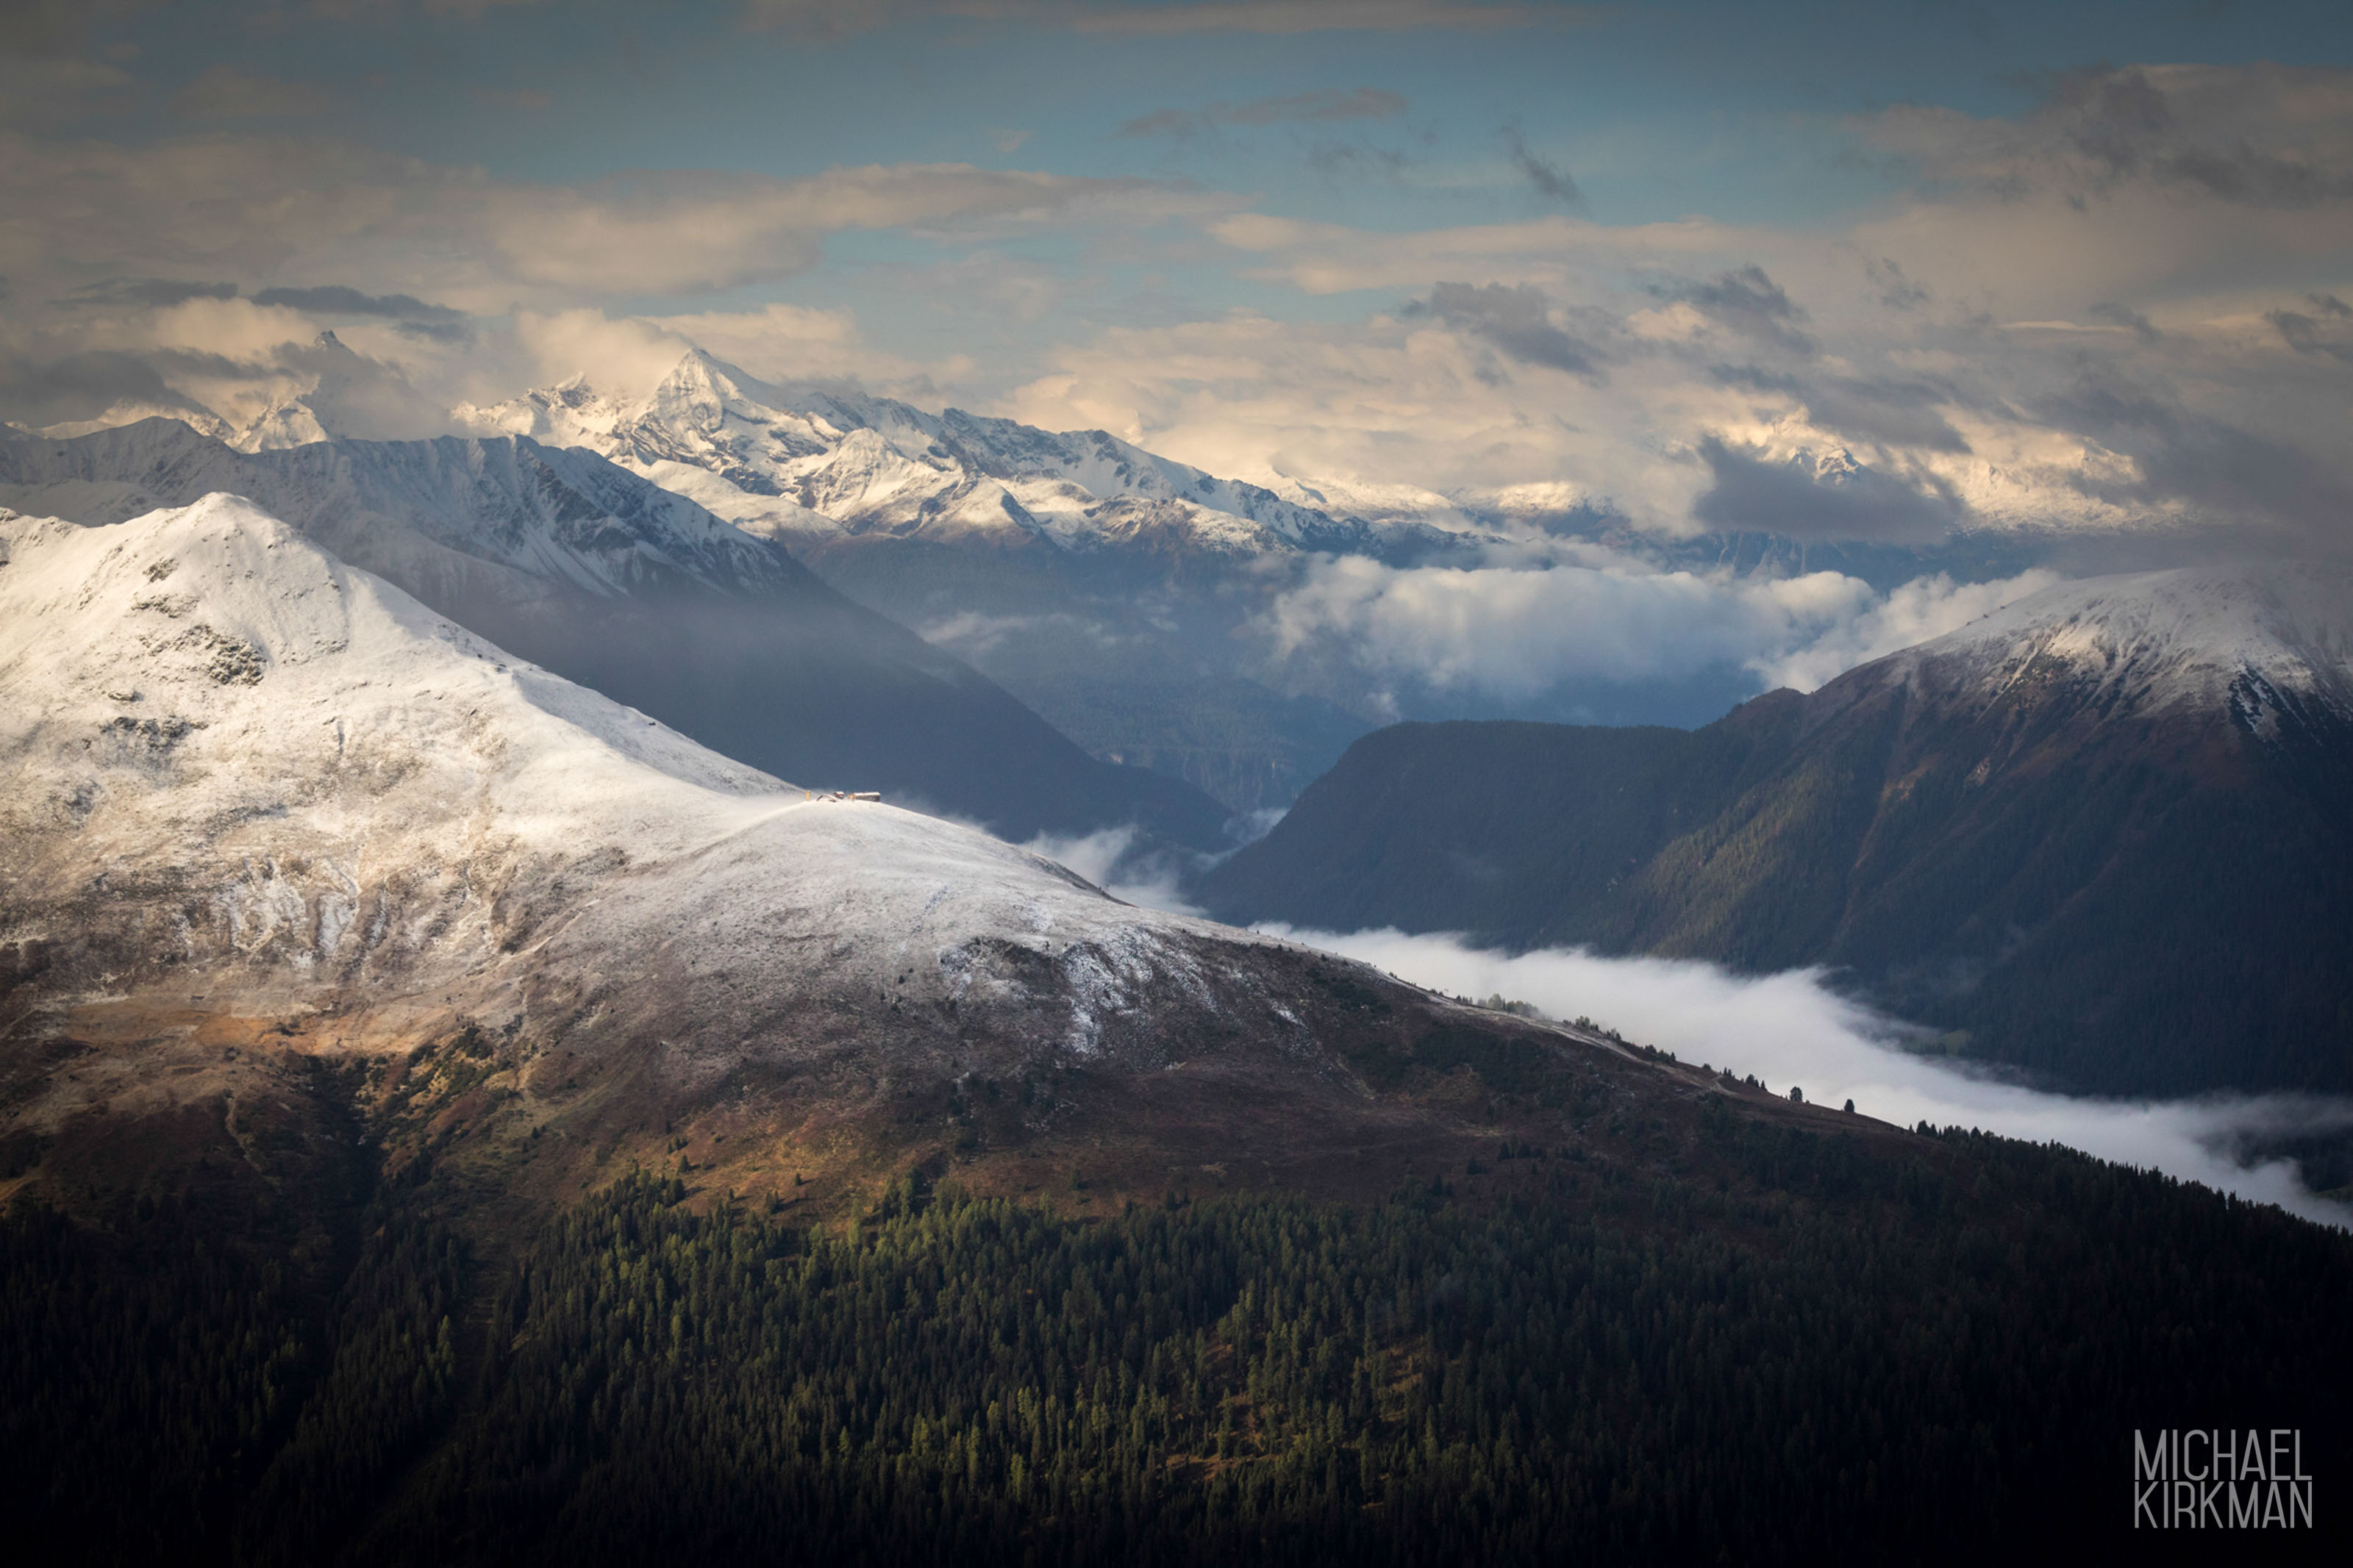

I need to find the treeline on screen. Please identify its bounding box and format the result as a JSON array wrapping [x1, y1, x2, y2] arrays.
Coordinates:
[[5, 1122, 2349, 1564]]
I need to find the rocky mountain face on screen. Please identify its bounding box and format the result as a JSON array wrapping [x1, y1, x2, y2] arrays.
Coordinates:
[[0, 418, 1234, 850], [454, 350, 1423, 561], [1199, 565, 2353, 1096]]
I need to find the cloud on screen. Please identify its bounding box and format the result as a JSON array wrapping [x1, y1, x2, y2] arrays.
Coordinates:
[[1674, 264, 1815, 356], [1265, 927, 2353, 1227], [2266, 295, 2353, 362], [1749, 568, 2064, 690], [647, 300, 953, 385], [1208, 210, 1741, 296], [1499, 120, 1582, 207], [2032, 367, 2353, 555], [61, 277, 240, 309], [2086, 300, 2160, 342], [1021, 824, 1205, 914], [248, 284, 467, 322], [1119, 86, 1407, 139], [1690, 434, 1966, 543], [1708, 365, 1969, 453], [0, 132, 1211, 307], [1865, 63, 2353, 212], [1249, 543, 2059, 709], [1865, 256, 1927, 311], [0, 347, 209, 429], [168, 65, 329, 121], [1403, 281, 1605, 379], [393, 318, 475, 345]]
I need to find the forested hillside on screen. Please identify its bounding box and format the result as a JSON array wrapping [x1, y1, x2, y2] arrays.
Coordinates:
[[8, 1111, 2349, 1566]]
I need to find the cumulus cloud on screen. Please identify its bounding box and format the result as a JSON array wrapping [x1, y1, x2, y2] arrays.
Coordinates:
[[1268, 927, 2353, 1227], [1748, 568, 2064, 690]]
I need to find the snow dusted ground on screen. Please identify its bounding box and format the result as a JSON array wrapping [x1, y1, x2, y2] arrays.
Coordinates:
[[0, 494, 1322, 1081], [1850, 562, 2353, 724]]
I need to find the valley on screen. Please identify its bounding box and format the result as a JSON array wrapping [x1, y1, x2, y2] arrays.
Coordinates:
[[2, 489, 2347, 1562]]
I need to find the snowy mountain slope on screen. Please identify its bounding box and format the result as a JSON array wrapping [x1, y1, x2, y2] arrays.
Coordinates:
[[0, 495, 1271, 1044], [0, 493, 1626, 1198], [454, 349, 1434, 561], [0, 415, 805, 601], [1853, 562, 2353, 729], [0, 420, 1236, 848]]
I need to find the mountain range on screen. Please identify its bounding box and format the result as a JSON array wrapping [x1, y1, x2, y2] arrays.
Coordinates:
[[0, 489, 1669, 1206], [454, 351, 1452, 812], [1199, 564, 2353, 1097], [4, 449, 2347, 1567], [0, 416, 1230, 851], [19, 343, 2057, 817]]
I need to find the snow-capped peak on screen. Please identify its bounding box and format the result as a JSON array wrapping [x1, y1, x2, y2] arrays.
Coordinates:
[[456, 347, 1428, 561], [0, 491, 1302, 1067], [1882, 561, 2353, 723]]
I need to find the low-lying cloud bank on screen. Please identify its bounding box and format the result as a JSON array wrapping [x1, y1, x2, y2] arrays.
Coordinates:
[[1254, 543, 2062, 709], [1021, 824, 1208, 916], [1267, 926, 2353, 1227]]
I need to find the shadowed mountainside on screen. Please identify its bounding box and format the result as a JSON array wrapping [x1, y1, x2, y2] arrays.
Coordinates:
[[1200, 566, 2353, 1096]]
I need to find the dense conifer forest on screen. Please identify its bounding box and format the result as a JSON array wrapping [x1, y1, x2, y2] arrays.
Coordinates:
[[7, 1111, 2347, 1565]]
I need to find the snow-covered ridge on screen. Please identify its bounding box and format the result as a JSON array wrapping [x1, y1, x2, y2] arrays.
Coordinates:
[[454, 349, 1437, 560], [1877, 562, 2353, 721], [0, 415, 822, 607], [0, 493, 1290, 1060]]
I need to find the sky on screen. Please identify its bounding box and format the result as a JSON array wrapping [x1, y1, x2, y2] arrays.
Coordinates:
[[5, 1, 2352, 589]]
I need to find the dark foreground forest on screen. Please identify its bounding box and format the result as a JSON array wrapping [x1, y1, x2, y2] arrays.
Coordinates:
[[7, 1111, 2349, 1567]]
